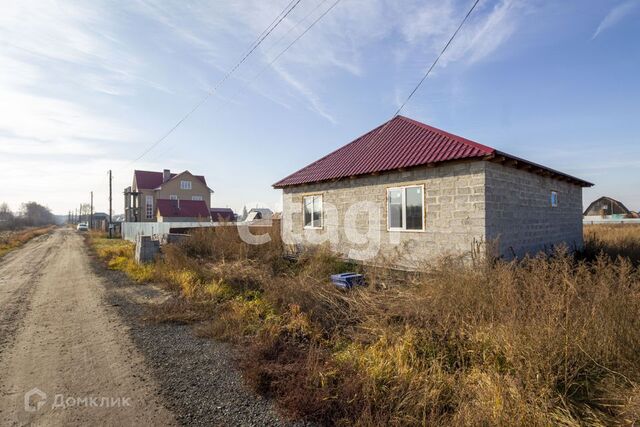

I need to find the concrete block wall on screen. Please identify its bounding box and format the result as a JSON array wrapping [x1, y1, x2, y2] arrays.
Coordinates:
[[282, 160, 487, 268], [484, 161, 584, 258]]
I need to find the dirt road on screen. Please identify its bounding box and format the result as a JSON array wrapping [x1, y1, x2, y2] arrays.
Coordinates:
[[0, 229, 176, 426]]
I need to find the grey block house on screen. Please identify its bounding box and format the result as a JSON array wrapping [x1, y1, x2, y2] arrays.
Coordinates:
[[273, 116, 592, 267]]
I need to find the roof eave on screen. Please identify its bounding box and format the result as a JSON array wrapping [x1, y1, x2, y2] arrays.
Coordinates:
[[274, 154, 594, 189], [489, 151, 594, 187]]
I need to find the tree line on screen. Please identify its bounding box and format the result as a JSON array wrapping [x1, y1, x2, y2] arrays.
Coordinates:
[[0, 201, 55, 230]]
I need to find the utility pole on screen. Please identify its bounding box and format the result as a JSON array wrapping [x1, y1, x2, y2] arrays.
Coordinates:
[[90, 191, 94, 231], [79, 204, 82, 224], [108, 170, 113, 238]]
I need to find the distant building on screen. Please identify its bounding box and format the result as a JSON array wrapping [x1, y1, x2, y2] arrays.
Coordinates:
[[210, 208, 235, 222], [584, 196, 632, 219], [124, 169, 213, 223], [156, 199, 212, 222], [245, 208, 273, 222]]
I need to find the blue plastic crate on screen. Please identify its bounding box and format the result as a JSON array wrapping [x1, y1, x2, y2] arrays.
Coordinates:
[[330, 272, 365, 289]]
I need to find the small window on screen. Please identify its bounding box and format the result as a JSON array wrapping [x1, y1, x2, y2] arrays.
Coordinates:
[[145, 195, 154, 219], [180, 180, 192, 190], [192, 195, 203, 201], [169, 195, 178, 200], [550, 191, 558, 208], [387, 185, 424, 231], [303, 195, 323, 229]]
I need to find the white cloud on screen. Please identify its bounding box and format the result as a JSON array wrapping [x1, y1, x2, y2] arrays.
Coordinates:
[[0, 0, 530, 213], [592, 0, 639, 39], [133, 0, 526, 124]]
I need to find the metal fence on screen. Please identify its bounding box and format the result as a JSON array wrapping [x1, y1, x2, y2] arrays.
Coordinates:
[[583, 218, 640, 225], [122, 221, 218, 241]]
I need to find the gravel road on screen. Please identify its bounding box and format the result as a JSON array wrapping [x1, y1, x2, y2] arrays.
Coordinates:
[[0, 228, 296, 426]]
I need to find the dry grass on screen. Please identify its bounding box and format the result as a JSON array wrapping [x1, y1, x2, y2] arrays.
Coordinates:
[[583, 224, 640, 264], [90, 225, 640, 426], [89, 232, 155, 282], [0, 226, 55, 258]]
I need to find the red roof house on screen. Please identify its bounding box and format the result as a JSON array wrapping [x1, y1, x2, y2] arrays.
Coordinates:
[[124, 168, 214, 223], [156, 199, 211, 222], [274, 115, 593, 267]]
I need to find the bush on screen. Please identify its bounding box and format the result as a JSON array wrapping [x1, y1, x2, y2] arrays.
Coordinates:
[[89, 225, 640, 426]]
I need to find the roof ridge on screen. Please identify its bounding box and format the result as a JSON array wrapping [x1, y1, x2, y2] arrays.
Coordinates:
[[395, 115, 495, 155], [273, 115, 593, 188]]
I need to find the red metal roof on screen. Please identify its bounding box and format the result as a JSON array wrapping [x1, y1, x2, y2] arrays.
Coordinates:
[[273, 115, 592, 188], [156, 199, 211, 219], [210, 208, 235, 221], [134, 170, 207, 190]]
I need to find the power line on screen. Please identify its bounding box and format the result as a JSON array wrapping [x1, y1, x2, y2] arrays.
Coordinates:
[[199, 0, 341, 119], [260, 0, 332, 66], [393, 0, 481, 117], [241, 0, 299, 58], [137, 0, 342, 165], [248, 0, 341, 84], [129, 0, 304, 165], [337, 0, 481, 177]]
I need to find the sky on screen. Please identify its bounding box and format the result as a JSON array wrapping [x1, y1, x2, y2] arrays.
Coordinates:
[[0, 0, 639, 216]]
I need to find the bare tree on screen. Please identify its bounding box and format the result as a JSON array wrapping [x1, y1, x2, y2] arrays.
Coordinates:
[[0, 202, 14, 230], [19, 202, 54, 227]]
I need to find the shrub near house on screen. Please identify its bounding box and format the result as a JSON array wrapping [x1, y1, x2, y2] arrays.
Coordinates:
[[90, 224, 640, 426]]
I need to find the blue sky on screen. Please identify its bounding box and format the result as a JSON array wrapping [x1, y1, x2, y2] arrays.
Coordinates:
[[0, 0, 638, 215]]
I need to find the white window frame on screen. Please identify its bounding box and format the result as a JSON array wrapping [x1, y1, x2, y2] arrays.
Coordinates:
[[550, 190, 559, 208], [169, 195, 178, 200], [387, 185, 425, 232], [145, 195, 154, 219], [180, 180, 192, 190], [303, 194, 323, 229], [191, 195, 203, 201]]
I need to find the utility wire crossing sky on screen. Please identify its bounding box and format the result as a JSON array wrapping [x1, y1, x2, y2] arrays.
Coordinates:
[[0, 0, 638, 215]]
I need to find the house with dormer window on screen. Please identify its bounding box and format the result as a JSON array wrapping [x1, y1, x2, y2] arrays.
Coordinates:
[[124, 169, 214, 222]]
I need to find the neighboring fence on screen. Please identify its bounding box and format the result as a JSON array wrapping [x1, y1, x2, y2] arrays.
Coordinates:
[[122, 220, 280, 242], [122, 221, 217, 241], [583, 218, 640, 225]]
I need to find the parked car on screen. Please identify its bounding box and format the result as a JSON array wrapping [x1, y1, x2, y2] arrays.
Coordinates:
[[76, 222, 88, 232]]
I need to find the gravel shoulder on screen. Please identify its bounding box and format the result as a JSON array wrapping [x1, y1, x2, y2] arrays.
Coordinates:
[[86, 238, 300, 426], [0, 228, 176, 426]]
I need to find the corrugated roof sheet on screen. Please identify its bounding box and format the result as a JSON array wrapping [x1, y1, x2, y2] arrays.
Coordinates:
[[273, 115, 592, 187], [134, 170, 207, 190], [273, 116, 493, 187], [210, 208, 235, 221], [157, 199, 210, 218]]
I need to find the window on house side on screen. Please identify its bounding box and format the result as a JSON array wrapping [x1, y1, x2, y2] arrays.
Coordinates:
[[145, 195, 154, 219], [303, 195, 323, 229], [169, 195, 177, 200], [387, 185, 424, 231], [180, 180, 192, 190], [192, 195, 203, 201], [550, 191, 558, 208]]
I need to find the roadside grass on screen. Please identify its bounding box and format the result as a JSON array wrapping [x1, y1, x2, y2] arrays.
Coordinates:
[[0, 226, 56, 258], [89, 232, 155, 282], [89, 225, 640, 426]]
